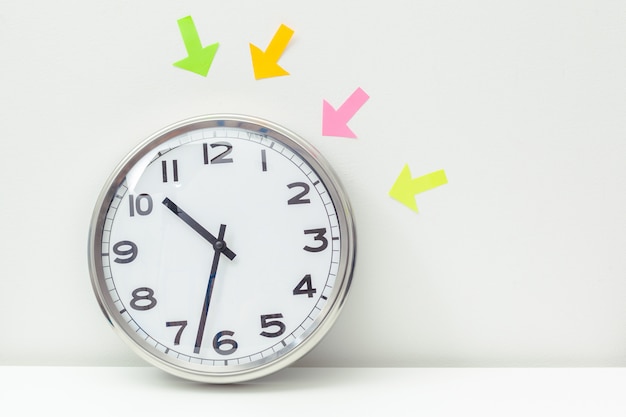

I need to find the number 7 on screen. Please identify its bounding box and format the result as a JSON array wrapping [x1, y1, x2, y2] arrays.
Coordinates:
[[165, 321, 188, 345]]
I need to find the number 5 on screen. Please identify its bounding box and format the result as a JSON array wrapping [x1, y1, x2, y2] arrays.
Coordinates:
[[260, 314, 286, 338]]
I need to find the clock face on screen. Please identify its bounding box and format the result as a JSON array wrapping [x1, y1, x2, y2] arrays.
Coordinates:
[[88, 115, 355, 383]]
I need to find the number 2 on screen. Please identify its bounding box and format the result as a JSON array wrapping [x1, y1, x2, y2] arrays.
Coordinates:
[[287, 182, 310, 205]]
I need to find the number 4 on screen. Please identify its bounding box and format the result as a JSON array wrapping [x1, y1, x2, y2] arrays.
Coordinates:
[[293, 274, 317, 298]]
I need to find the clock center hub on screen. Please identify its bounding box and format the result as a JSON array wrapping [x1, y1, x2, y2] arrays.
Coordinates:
[[213, 240, 226, 252]]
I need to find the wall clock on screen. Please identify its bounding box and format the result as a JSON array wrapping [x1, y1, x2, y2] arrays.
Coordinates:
[[88, 114, 356, 383]]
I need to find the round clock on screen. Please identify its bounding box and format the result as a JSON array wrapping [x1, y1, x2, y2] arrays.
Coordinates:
[[88, 114, 356, 383]]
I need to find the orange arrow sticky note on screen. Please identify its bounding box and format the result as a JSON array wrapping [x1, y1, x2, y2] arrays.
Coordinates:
[[249, 24, 294, 80]]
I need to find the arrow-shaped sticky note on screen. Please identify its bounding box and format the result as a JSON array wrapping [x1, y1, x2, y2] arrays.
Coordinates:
[[322, 87, 369, 138], [173, 16, 219, 77], [250, 24, 294, 80], [389, 165, 448, 213]]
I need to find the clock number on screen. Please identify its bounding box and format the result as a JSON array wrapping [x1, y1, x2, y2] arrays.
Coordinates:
[[213, 331, 238, 355], [260, 314, 286, 338], [204, 142, 233, 165], [166, 321, 188, 345], [261, 149, 268, 172], [287, 182, 311, 205], [129, 194, 153, 217], [293, 274, 317, 298], [113, 240, 138, 263], [303, 228, 328, 252], [162, 160, 179, 183], [130, 287, 157, 311]]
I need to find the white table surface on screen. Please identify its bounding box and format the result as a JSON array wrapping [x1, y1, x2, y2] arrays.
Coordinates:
[[2, 367, 625, 416]]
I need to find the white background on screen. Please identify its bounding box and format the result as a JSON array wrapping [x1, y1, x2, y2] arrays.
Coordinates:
[[1, 0, 625, 367]]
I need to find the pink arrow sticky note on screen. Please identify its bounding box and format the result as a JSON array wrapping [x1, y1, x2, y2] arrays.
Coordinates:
[[322, 87, 369, 138]]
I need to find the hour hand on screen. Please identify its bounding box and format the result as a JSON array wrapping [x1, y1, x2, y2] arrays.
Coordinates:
[[162, 197, 236, 260]]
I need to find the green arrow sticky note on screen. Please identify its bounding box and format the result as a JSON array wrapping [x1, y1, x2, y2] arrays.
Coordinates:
[[173, 16, 219, 77]]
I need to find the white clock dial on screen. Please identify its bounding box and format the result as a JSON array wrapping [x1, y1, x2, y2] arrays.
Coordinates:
[[89, 115, 355, 383]]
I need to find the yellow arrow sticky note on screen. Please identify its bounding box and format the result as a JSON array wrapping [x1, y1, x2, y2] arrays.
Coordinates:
[[389, 165, 448, 213]]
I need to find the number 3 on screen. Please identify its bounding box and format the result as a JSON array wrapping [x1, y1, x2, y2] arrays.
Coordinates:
[[303, 228, 328, 252]]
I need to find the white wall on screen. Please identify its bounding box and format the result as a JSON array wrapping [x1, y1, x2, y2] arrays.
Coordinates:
[[1, 0, 625, 366]]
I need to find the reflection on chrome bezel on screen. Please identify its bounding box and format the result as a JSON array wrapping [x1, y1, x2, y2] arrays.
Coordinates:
[[88, 114, 356, 383]]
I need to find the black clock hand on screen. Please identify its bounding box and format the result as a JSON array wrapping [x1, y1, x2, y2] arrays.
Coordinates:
[[194, 223, 228, 354], [162, 197, 236, 260]]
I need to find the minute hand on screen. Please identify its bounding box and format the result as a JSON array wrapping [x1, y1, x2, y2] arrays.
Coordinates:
[[162, 197, 236, 260]]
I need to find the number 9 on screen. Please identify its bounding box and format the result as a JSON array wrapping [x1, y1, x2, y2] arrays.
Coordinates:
[[113, 240, 138, 263]]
